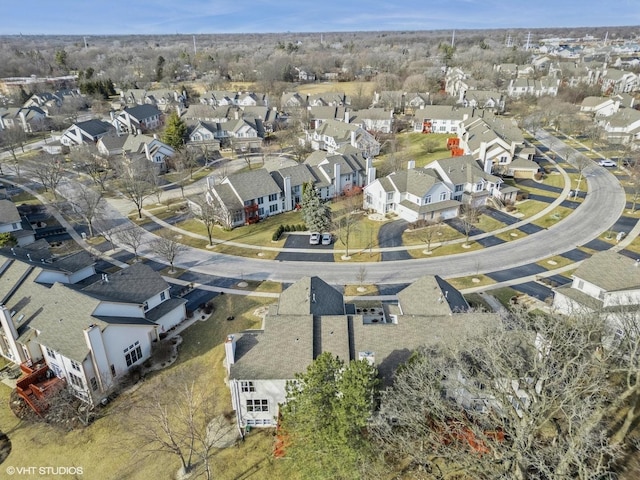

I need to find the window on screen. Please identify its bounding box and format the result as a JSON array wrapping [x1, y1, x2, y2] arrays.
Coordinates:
[[499, 156, 509, 164], [439, 192, 447, 201], [424, 195, 431, 204], [160, 291, 166, 301], [246, 418, 273, 426], [269, 193, 278, 202], [269, 204, 278, 213], [124, 341, 143, 367], [90, 377, 98, 391], [246, 399, 269, 412], [577, 280, 584, 290], [241, 381, 255, 392], [110, 365, 116, 376], [69, 372, 83, 389], [70, 359, 81, 372], [455, 184, 464, 192], [45, 346, 56, 358], [257, 197, 264, 205], [143, 301, 149, 312], [258, 207, 264, 216], [387, 192, 393, 201], [475, 182, 483, 192]]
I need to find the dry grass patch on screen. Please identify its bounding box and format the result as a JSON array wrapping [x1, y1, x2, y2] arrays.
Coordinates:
[[535, 255, 575, 270], [494, 230, 528, 242], [447, 275, 497, 290], [531, 206, 574, 228], [344, 284, 380, 296]]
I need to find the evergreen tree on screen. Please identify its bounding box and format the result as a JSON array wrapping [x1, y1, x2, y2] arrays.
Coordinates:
[[280, 352, 379, 479], [301, 182, 331, 232], [162, 110, 188, 150]]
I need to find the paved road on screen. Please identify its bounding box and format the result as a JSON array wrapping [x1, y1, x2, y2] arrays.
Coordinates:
[[3, 130, 630, 286]]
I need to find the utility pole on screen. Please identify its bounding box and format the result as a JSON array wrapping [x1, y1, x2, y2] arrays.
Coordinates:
[[193, 35, 197, 55], [451, 30, 455, 47], [525, 32, 531, 50]]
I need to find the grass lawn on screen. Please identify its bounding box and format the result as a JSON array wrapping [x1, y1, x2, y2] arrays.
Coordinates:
[[543, 171, 569, 190], [535, 255, 576, 270], [0, 293, 285, 480], [447, 274, 497, 290], [476, 214, 506, 233], [494, 230, 528, 242], [344, 284, 380, 296], [6, 191, 38, 204], [511, 199, 550, 219], [487, 287, 520, 308], [393, 133, 451, 168], [402, 224, 462, 246], [409, 240, 484, 258], [295, 81, 376, 97], [531, 206, 574, 228], [622, 236, 640, 255], [464, 293, 494, 312]]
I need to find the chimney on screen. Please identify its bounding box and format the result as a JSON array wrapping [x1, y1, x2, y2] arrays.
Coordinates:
[[176, 105, 182, 117], [333, 162, 341, 196], [144, 142, 151, 161], [84, 324, 112, 391], [350, 130, 357, 147], [344, 109, 350, 123], [407, 160, 415, 170], [19, 110, 28, 131], [283, 176, 293, 211], [234, 109, 239, 120], [225, 335, 237, 371]]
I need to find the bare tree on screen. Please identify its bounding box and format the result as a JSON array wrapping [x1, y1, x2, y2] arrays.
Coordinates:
[[29, 154, 65, 198], [115, 225, 145, 261], [356, 265, 367, 288], [70, 145, 111, 191], [127, 369, 234, 479], [627, 162, 640, 212], [371, 310, 627, 479], [151, 231, 186, 273], [0, 125, 28, 172], [116, 157, 155, 219], [65, 183, 105, 237], [189, 195, 228, 245], [460, 205, 480, 246], [417, 220, 443, 254]]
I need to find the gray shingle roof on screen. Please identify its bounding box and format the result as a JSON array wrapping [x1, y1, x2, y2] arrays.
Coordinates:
[[431, 155, 500, 185], [270, 164, 316, 190], [80, 262, 168, 304], [574, 251, 640, 292], [224, 169, 282, 202], [75, 119, 112, 137], [277, 276, 345, 316], [388, 168, 440, 197], [124, 104, 162, 121], [0, 199, 20, 224]]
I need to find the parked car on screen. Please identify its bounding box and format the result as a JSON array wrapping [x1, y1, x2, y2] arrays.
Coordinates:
[[321, 233, 332, 245], [309, 232, 320, 245], [598, 159, 617, 167]]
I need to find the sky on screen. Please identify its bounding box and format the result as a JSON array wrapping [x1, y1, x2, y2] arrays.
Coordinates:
[[2, 0, 639, 35]]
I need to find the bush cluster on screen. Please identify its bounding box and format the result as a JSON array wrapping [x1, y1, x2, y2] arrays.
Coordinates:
[[272, 224, 307, 241]]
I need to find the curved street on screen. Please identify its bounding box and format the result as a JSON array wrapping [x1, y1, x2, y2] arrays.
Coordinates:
[[1, 129, 632, 287]]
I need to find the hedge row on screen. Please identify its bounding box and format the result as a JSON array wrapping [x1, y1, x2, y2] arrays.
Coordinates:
[[272, 224, 307, 241]]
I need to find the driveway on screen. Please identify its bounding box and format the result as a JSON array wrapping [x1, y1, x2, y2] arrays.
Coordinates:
[[378, 220, 411, 261]]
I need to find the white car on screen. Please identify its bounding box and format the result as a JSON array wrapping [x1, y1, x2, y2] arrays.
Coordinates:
[[309, 232, 320, 245], [598, 159, 617, 167], [321, 233, 332, 245]]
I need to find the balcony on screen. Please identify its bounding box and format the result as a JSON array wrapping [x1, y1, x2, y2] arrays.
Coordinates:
[[15, 361, 65, 417]]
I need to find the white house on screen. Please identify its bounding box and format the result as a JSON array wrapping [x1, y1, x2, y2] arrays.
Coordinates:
[[304, 119, 380, 158], [553, 252, 640, 338], [0, 199, 35, 246], [60, 119, 114, 147], [363, 165, 460, 222], [599, 107, 640, 144], [97, 134, 175, 171], [411, 105, 476, 134], [112, 105, 163, 134], [580, 97, 620, 117], [224, 275, 499, 430], [0, 254, 186, 410]]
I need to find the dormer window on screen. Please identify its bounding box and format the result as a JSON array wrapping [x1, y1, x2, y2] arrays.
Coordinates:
[[143, 301, 149, 312]]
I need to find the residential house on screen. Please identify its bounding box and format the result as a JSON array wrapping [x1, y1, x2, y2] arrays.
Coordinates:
[[270, 164, 317, 211], [506, 77, 560, 97], [461, 90, 505, 113], [307, 92, 349, 107], [97, 134, 174, 171], [371, 91, 405, 112], [307, 106, 347, 130], [600, 68, 638, 95], [350, 107, 394, 134], [112, 105, 163, 135], [0, 254, 186, 410], [187, 121, 225, 147], [580, 97, 620, 117], [363, 164, 460, 222], [303, 148, 369, 199], [304, 118, 380, 158], [242, 106, 281, 134], [428, 155, 519, 207], [237, 92, 268, 107], [445, 67, 480, 103], [0, 199, 35, 246], [599, 107, 640, 144], [295, 67, 316, 82], [199, 90, 238, 107], [224, 275, 499, 429], [280, 92, 307, 110], [403, 93, 431, 113], [552, 252, 640, 337], [458, 115, 539, 178], [206, 169, 283, 227], [120, 88, 188, 112], [60, 119, 114, 147], [0, 106, 47, 132], [411, 105, 476, 134]]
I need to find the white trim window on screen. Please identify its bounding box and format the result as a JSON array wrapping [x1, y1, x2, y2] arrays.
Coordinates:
[[124, 341, 143, 367], [246, 399, 269, 412], [241, 381, 255, 392]]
